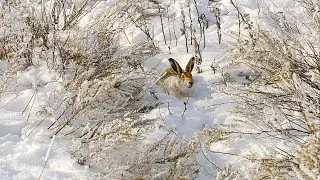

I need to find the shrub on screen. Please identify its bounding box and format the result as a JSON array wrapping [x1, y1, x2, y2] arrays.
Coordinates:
[[214, 0, 320, 178]]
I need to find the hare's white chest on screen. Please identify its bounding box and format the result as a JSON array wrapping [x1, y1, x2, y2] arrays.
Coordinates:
[[162, 75, 180, 89]]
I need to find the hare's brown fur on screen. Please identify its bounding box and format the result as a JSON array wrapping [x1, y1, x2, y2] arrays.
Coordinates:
[[156, 57, 195, 97]]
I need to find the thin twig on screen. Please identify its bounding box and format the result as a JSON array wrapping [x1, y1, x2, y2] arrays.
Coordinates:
[[22, 86, 38, 115], [27, 113, 51, 137], [64, 126, 82, 136], [38, 135, 56, 180], [22, 86, 39, 122], [182, 97, 189, 117], [167, 102, 172, 115], [200, 142, 221, 170], [48, 106, 69, 130], [208, 149, 252, 161]]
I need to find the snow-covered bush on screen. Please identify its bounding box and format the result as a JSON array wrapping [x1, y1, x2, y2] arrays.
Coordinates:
[[0, 0, 34, 70], [215, 0, 320, 178], [63, 42, 161, 169], [0, 0, 46, 96]]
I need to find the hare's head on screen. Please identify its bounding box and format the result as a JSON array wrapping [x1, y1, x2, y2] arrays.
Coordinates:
[[168, 57, 195, 88]]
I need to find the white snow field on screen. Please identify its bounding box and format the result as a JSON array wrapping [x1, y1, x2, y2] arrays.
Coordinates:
[[1, 0, 318, 179], [0, 65, 96, 179]]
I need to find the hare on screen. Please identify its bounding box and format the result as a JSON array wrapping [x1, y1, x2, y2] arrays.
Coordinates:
[[156, 57, 195, 97]]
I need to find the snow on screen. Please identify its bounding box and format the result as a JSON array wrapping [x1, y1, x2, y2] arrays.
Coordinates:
[[0, 65, 96, 179], [1, 0, 317, 179], [0, 110, 95, 179]]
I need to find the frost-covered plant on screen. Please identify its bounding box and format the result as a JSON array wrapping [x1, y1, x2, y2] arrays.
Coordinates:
[[213, 0, 320, 178], [0, 0, 44, 95], [106, 131, 200, 179], [55, 35, 160, 165], [0, 0, 34, 70]]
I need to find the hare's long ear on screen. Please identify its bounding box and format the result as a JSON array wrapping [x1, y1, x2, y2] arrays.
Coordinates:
[[185, 57, 195, 72], [169, 58, 183, 74]]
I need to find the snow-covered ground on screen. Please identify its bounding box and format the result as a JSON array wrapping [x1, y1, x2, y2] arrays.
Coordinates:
[[1, 0, 317, 179], [0, 109, 92, 179], [0, 65, 97, 179]]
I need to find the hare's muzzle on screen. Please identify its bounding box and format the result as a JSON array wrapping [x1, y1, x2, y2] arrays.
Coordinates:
[[181, 72, 193, 88]]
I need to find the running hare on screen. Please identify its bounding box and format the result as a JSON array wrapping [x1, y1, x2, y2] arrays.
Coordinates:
[[156, 57, 195, 97]]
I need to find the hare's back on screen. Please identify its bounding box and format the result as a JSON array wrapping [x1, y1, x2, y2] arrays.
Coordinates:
[[162, 75, 181, 89]]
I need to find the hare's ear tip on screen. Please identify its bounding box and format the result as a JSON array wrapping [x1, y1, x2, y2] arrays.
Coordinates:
[[168, 58, 175, 61]]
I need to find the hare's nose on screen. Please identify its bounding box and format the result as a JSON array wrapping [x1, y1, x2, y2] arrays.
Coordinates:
[[189, 82, 193, 85]]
